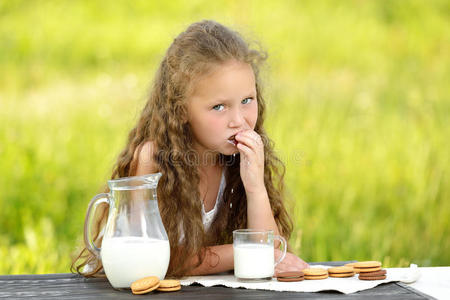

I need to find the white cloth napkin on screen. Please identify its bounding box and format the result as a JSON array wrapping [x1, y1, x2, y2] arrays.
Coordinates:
[[404, 266, 450, 300], [180, 265, 420, 294]]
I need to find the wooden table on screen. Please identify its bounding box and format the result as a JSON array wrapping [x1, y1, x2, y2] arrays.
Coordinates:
[[0, 262, 433, 299]]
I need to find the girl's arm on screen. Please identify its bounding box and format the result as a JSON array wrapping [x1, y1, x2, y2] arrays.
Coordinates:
[[246, 188, 280, 235], [186, 244, 234, 275], [234, 131, 280, 235], [186, 188, 282, 276], [132, 141, 159, 175]]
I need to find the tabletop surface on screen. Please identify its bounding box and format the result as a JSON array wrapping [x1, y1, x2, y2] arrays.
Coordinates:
[[0, 262, 434, 300]]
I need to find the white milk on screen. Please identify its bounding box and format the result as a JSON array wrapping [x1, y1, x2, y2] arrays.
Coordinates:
[[233, 243, 274, 279], [101, 236, 170, 288]]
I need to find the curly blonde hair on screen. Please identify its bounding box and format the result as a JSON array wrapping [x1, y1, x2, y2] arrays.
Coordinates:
[[71, 20, 293, 278]]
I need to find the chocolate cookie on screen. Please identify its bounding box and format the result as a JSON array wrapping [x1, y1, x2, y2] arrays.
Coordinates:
[[276, 271, 304, 282], [359, 269, 387, 277], [359, 269, 387, 281], [359, 274, 387, 281]]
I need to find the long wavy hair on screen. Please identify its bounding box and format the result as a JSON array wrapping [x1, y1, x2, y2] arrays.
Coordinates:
[[71, 20, 293, 278]]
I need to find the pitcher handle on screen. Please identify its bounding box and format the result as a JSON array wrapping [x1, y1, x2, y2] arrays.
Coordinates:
[[84, 193, 110, 258], [274, 235, 287, 266]]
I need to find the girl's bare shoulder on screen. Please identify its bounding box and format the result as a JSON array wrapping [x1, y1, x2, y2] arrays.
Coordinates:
[[132, 140, 159, 175]]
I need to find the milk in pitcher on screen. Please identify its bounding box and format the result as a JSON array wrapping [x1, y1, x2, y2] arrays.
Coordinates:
[[233, 243, 274, 279], [101, 236, 170, 288]]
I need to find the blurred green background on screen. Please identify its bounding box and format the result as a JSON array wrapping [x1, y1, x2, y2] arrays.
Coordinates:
[[1, 0, 449, 274]]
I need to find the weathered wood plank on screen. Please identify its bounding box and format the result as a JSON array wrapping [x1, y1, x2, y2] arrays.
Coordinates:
[[0, 262, 433, 299], [0, 281, 430, 300]]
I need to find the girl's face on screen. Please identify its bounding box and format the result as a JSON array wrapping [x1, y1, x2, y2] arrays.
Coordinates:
[[187, 60, 258, 158]]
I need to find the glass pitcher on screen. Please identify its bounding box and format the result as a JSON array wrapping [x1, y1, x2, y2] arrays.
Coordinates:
[[84, 173, 170, 289]]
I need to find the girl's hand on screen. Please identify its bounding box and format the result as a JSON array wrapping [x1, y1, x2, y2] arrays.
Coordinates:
[[235, 130, 265, 195], [274, 249, 310, 276]]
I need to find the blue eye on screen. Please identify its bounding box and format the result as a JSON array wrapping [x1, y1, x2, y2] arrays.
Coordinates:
[[213, 104, 224, 111], [242, 97, 253, 104]]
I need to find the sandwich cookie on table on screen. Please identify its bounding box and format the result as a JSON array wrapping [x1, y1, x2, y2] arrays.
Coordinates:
[[131, 277, 182, 295], [354, 261, 382, 273], [358, 269, 387, 281], [303, 268, 328, 280], [131, 276, 160, 295], [157, 279, 182, 292], [276, 271, 304, 282], [344, 262, 359, 273], [327, 266, 355, 278], [353, 261, 387, 281]]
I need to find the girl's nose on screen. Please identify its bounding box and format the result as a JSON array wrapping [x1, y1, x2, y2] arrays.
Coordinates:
[[228, 108, 245, 128]]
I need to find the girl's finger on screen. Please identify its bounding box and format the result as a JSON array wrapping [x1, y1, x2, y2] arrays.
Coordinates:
[[235, 133, 261, 152], [236, 142, 253, 162], [236, 136, 264, 164]]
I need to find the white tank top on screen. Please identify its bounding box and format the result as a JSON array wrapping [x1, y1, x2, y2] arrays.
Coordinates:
[[178, 168, 226, 243], [201, 168, 226, 230]]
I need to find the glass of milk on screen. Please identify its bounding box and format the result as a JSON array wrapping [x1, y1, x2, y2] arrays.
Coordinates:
[[84, 173, 170, 289], [233, 229, 287, 281]]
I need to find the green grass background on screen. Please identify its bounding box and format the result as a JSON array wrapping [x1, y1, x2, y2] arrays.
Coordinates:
[[0, 0, 449, 274]]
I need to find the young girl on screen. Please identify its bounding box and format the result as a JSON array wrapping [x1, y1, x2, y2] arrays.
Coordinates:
[[72, 20, 308, 277]]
